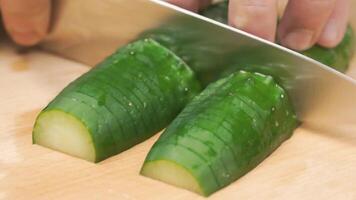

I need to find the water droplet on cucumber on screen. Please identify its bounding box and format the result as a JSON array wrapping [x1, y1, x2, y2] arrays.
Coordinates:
[[222, 173, 231, 178], [129, 51, 135, 55], [128, 102, 133, 107]]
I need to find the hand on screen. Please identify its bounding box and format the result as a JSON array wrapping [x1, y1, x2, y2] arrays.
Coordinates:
[[0, 0, 51, 46], [167, 0, 212, 12], [168, 0, 350, 51]]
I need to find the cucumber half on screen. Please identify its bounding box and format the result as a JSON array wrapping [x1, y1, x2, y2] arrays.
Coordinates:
[[141, 71, 299, 196], [33, 39, 201, 163], [142, 160, 202, 194], [33, 110, 95, 162]]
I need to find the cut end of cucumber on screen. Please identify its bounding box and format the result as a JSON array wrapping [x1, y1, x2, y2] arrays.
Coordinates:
[[141, 160, 204, 196], [33, 110, 96, 162]]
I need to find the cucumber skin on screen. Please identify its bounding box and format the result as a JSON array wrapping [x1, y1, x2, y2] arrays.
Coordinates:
[[200, 1, 355, 73], [33, 39, 201, 162], [142, 71, 299, 196], [302, 27, 355, 72], [199, 0, 229, 24]]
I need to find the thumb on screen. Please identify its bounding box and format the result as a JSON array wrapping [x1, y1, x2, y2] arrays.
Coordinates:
[[0, 0, 51, 46]]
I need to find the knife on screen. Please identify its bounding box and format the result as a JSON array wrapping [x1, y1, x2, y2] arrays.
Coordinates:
[[41, 0, 356, 132]]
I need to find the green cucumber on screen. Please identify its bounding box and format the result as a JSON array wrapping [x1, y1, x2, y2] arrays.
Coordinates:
[[199, 0, 229, 24], [200, 1, 355, 72], [137, 17, 231, 86], [33, 39, 201, 163], [301, 27, 355, 72], [141, 71, 298, 196]]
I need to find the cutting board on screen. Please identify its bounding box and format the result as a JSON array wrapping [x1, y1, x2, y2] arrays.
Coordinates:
[[1, 10, 356, 200]]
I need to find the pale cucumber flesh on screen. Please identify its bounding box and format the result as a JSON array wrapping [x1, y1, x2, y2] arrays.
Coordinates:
[[141, 160, 203, 195], [33, 110, 96, 162]]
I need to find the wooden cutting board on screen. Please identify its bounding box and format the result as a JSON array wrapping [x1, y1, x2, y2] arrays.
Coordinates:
[[1, 15, 356, 200]]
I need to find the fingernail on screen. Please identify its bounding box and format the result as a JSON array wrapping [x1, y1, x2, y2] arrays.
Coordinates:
[[319, 20, 341, 47], [322, 20, 339, 41], [230, 15, 248, 29], [282, 29, 314, 51], [9, 26, 41, 46]]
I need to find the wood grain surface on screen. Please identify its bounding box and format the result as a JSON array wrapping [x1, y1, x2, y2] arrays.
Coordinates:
[[1, 6, 356, 200]]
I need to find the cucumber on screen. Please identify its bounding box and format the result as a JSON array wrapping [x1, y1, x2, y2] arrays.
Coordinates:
[[301, 27, 355, 72], [138, 16, 232, 86], [141, 71, 299, 196], [33, 39, 201, 163], [200, 1, 355, 72], [199, 0, 229, 24]]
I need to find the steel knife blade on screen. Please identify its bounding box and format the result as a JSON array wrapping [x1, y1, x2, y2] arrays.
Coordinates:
[[41, 0, 356, 131]]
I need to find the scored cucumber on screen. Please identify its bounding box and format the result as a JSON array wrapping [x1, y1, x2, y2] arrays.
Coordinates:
[[301, 27, 355, 72], [141, 71, 299, 196], [200, 1, 355, 72], [33, 39, 201, 163], [138, 14, 231, 86], [199, 0, 229, 24]]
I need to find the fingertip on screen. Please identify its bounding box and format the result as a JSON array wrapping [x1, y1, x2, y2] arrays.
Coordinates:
[[5, 19, 47, 46], [0, 0, 50, 46], [167, 0, 200, 12], [228, 14, 248, 30], [278, 29, 315, 51], [277, 0, 337, 50], [317, 0, 349, 48], [228, 0, 277, 42], [317, 24, 344, 48], [9, 29, 45, 46], [3, 17, 48, 46]]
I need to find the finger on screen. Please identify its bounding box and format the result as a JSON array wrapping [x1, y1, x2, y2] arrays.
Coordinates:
[[228, 0, 278, 42], [277, 0, 288, 19], [167, 0, 211, 12], [318, 0, 350, 48], [278, 0, 336, 50], [0, 0, 51, 46]]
